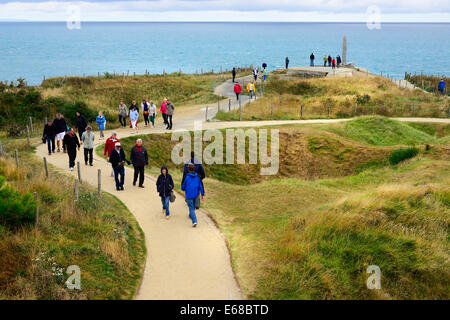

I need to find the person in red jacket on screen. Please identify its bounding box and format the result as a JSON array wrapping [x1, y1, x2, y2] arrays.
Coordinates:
[[104, 132, 120, 177], [234, 83, 242, 101], [331, 58, 336, 70], [160, 98, 168, 127]]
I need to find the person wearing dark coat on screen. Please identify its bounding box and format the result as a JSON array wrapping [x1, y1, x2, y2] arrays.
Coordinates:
[[285, 57, 290, 69], [75, 112, 88, 140], [327, 55, 332, 67], [181, 152, 206, 188], [62, 128, 80, 170], [310, 53, 315, 66], [156, 166, 174, 219], [109, 142, 131, 191], [42, 119, 56, 155], [130, 138, 149, 188], [232, 67, 236, 83]]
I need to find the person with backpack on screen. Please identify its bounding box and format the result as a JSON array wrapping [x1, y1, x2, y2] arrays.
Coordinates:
[[81, 125, 95, 166], [130, 138, 148, 188], [310, 53, 315, 66], [118, 100, 128, 128], [75, 111, 88, 140], [53, 113, 68, 153], [129, 106, 139, 134], [142, 98, 150, 126], [232, 67, 236, 83], [96, 111, 106, 139], [42, 119, 56, 156], [156, 165, 174, 220], [247, 81, 256, 100], [182, 163, 205, 228], [165, 99, 175, 130], [234, 82, 242, 101], [182, 152, 206, 212], [149, 100, 157, 128], [62, 127, 80, 171], [109, 142, 131, 191]]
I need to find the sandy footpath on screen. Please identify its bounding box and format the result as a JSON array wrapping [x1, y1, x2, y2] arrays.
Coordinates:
[[34, 74, 450, 300]]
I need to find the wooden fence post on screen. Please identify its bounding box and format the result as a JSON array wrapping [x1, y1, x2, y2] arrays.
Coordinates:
[[300, 104, 303, 120], [43, 157, 49, 178], [0, 143, 2, 157], [26, 126, 31, 146], [205, 106, 208, 121], [15, 150, 19, 167], [34, 192, 39, 226], [98, 169, 102, 197], [354, 103, 358, 115], [328, 105, 331, 118], [271, 104, 273, 120], [74, 179, 79, 202], [29, 117, 33, 134], [218, 100, 220, 113], [229, 99, 231, 112], [77, 161, 81, 183], [239, 99, 242, 121]]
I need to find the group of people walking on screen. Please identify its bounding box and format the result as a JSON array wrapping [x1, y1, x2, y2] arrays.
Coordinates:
[[118, 98, 175, 132]]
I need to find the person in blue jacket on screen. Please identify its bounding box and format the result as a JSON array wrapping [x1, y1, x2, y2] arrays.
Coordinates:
[[181, 163, 205, 228], [96, 111, 106, 139], [438, 79, 445, 95]]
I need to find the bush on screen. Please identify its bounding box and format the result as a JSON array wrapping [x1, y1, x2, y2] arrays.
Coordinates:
[[6, 122, 25, 137], [389, 147, 419, 165], [60, 101, 98, 125], [356, 94, 371, 105], [0, 176, 37, 229]]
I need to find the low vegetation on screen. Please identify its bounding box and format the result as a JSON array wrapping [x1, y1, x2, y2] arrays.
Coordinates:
[[0, 137, 146, 299], [216, 74, 448, 121], [405, 73, 449, 96], [103, 117, 449, 299]]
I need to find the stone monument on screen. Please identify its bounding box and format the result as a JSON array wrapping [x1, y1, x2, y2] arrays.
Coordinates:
[[342, 36, 347, 65]]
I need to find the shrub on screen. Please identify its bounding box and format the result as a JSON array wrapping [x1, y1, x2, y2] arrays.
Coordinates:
[[0, 176, 37, 229], [6, 122, 25, 137], [60, 101, 98, 125], [356, 94, 371, 105], [389, 147, 419, 165]]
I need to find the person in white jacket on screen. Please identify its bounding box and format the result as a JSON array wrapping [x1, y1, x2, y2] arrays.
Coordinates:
[[129, 106, 139, 134], [149, 100, 157, 128]]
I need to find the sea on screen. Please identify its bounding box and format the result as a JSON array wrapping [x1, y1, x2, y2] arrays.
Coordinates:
[[0, 22, 449, 85]]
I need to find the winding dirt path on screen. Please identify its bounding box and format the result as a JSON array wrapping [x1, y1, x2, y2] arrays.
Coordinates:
[[34, 74, 450, 300]]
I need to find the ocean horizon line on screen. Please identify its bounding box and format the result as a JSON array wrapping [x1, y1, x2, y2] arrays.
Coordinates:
[[1, 21, 450, 24]]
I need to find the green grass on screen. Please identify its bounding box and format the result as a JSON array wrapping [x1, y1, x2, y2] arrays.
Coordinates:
[[94, 116, 450, 300], [0, 136, 146, 299], [325, 116, 436, 146]]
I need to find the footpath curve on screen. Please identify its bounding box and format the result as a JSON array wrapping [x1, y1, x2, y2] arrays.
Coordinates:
[[35, 75, 450, 300]]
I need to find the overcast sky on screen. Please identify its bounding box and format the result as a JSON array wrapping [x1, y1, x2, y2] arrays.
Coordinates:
[[0, 1, 449, 22]]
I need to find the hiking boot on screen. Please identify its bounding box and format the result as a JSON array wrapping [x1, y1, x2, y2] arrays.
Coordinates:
[[192, 222, 197, 228], [139, 185, 144, 188], [133, 181, 136, 186]]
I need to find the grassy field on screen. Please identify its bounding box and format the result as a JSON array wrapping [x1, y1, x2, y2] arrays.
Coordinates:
[[97, 116, 450, 299], [0, 136, 146, 299], [216, 74, 449, 121]]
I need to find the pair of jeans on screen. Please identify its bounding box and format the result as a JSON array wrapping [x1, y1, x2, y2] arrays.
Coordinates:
[[235, 93, 240, 101], [67, 148, 77, 168], [113, 166, 125, 189], [167, 115, 173, 129], [144, 113, 150, 125], [185, 198, 197, 224], [78, 129, 85, 141], [310, 59, 314, 66], [84, 148, 93, 165], [99, 130, 104, 138], [133, 166, 145, 186], [249, 90, 254, 99], [162, 113, 168, 125], [161, 196, 170, 216], [119, 115, 127, 127], [45, 135, 55, 154]]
